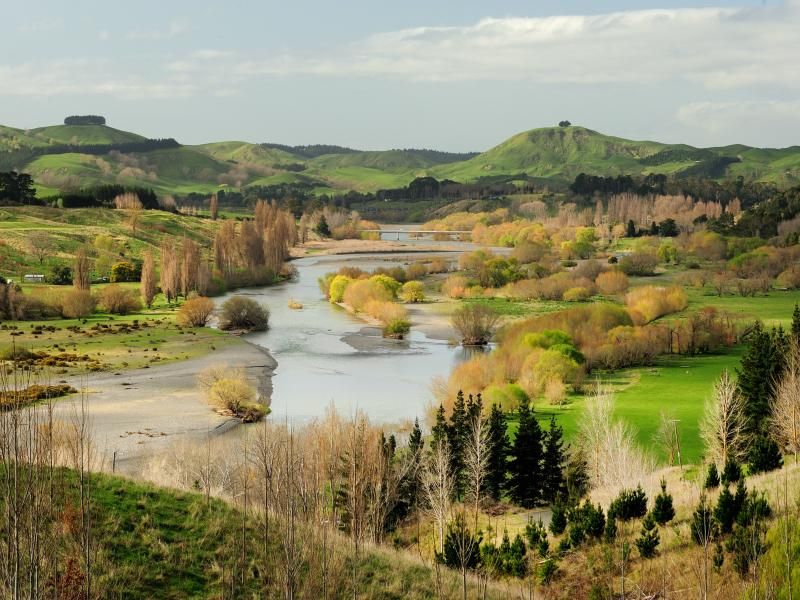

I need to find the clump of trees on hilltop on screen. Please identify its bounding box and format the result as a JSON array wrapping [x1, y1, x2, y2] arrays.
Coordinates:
[[64, 115, 106, 125]]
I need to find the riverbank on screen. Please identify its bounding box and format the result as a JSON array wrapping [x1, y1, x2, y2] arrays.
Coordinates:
[[51, 337, 276, 474]]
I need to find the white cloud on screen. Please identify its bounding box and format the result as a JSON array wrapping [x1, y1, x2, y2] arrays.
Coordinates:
[[677, 101, 800, 145], [224, 3, 800, 88], [125, 20, 188, 41]]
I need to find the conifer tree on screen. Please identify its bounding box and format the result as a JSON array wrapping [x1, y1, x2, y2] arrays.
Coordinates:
[[508, 402, 543, 508], [704, 463, 720, 489], [431, 405, 448, 450], [448, 391, 468, 497], [635, 512, 660, 559], [792, 303, 800, 343], [714, 485, 737, 534], [737, 322, 780, 433], [541, 416, 567, 503], [720, 457, 742, 486], [651, 479, 675, 525], [484, 404, 509, 501]]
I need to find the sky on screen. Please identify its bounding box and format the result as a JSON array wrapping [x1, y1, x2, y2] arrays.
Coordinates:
[[1, 0, 799, 151]]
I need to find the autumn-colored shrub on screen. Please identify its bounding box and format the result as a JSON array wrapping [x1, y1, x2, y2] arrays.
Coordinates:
[[177, 296, 215, 327], [596, 271, 629, 295], [97, 285, 142, 315], [206, 376, 266, 422], [620, 253, 658, 276], [451, 303, 500, 345], [442, 275, 469, 299], [563, 287, 590, 302], [777, 265, 800, 289], [427, 259, 450, 274], [405, 262, 428, 280], [328, 275, 353, 302], [544, 378, 568, 405], [400, 281, 425, 303], [624, 285, 688, 325], [483, 383, 528, 412], [60, 289, 96, 319], [344, 279, 392, 312]]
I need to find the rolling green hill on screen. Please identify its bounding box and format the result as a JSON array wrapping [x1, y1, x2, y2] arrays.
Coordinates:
[[2, 120, 800, 197]]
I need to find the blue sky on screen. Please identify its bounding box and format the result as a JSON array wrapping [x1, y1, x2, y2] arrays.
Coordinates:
[[2, 0, 798, 151]]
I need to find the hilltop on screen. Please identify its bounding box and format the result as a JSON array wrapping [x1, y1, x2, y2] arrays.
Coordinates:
[[2, 119, 799, 197]]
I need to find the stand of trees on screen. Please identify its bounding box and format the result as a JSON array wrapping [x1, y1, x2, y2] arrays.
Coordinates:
[[64, 115, 106, 125], [0, 171, 37, 205]]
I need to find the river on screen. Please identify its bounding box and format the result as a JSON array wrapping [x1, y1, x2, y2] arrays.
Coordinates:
[[228, 252, 476, 424]]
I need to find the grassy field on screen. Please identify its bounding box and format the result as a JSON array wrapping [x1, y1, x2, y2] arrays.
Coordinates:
[[516, 349, 744, 465]]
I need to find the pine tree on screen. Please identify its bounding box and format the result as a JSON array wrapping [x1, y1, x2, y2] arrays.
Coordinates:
[[714, 485, 737, 534], [626, 219, 636, 237], [549, 502, 567, 536], [541, 416, 567, 503], [431, 405, 448, 449], [747, 434, 783, 474], [484, 404, 509, 501], [603, 512, 617, 543], [398, 418, 424, 515], [690, 495, 718, 546], [448, 391, 468, 497], [635, 512, 660, 558], [315, 214, 330, 237], [704, 463, 720, 489], [792, 303, 800, 343], [409, 418, 423, 457], [651, 479, 675, 525], [508, 402, 544, 508], [721, 456, 742, 486], [737, 322, 780, 433]]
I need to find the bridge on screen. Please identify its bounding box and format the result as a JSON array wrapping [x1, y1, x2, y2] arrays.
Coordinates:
[[361, 229, 470, 240]]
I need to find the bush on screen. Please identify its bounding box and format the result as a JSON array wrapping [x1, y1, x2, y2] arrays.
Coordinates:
[[620, 253, 658, 276], [483, 383, 528, 412], [97, 285, 141, 315], [110, 261, 139, 283], [404, 262, 428, 280], [328, 275, 353, 302], [595, 271, 629, 295], [60, 289, 95, 318], [451, 303, 500, 345], [544, 378, 567, 405], [207, 377, 266, 422], [624, 285, 688, 324], [442, 275, 469, 299], [219, 296, 270, 332], [384, 319, 410, 339], [400, 281, 425, 303], [563, 287, 590, 302], [177, 296, 215, 327]]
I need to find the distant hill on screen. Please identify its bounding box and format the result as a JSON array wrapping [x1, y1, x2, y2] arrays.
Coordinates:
[[1, 120, 799, 196]]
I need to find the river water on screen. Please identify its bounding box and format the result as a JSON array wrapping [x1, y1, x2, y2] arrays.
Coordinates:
[[230, 252, 475, 424]]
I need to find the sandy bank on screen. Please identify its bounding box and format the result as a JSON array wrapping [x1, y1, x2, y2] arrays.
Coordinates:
[[52, 338, 276, 474]]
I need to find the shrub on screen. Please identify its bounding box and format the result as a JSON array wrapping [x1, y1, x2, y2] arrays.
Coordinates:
[[60, 289, 95, 318], [544, 378, 567, 405], [620, 253, 658, 276], [343, 279, 393, 311], [177, 296, 215, 327], [442, 275, 469, 299], [384, 319, 410, 339], [97, 285, 142, 315], [207, 377, 266, 422], [400, 281, 425, 303], [328, 275, 353, 302], [563, 287, 590, 302], [47, 265, 72, 285], [110, 261, 139, 283], [595, 271, 629, 295], [368, 274, 401, 298], [483, 383, 528, 412], [451, 303, 500, 345], [405, 262, 428, 280], [219, 296, 269, 332], [635, 513, 660, 559], [777, 265, 800, 289], [624, 285, 688, 324]]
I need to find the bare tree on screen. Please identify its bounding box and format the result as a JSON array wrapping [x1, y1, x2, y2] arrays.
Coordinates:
[[180, 238, 200, 298], [210, 193, 219, 220], [27, 231, 52, 265], [140, 250, 156, 307], [653, 410, 681, 466], [74, 246, 91, 290], [700, 369, 748, 465], [159, 240, 179, 303], [464, 413, 489, 530], [451, 304, 500, 346], [421, 440, 453, 554], [114, 192, 144, 239], [771, 340, 800, 463]]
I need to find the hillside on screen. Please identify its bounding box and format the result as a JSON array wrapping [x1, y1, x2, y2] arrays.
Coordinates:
[[3, 120, 800, 197]]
